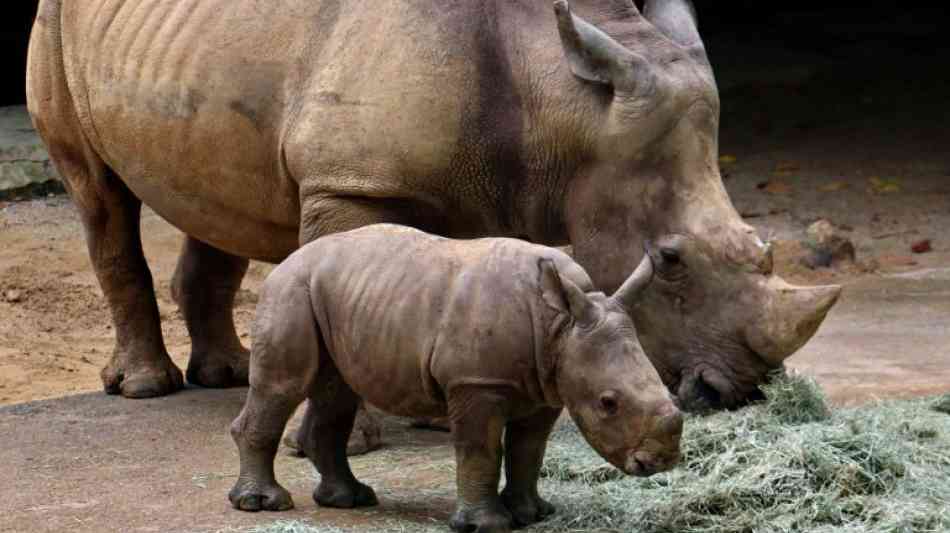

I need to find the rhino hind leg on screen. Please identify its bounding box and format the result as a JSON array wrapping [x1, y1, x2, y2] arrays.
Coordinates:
[[230, 276, 321, 512], [229, 385, 299, 512], [287, 194, 426, 457], [301, 369, 379, 509], [170, 237, 250, 388], [79, 170, 184, 398], [44, 142, 183, 398], [27, 5, 183, 399]]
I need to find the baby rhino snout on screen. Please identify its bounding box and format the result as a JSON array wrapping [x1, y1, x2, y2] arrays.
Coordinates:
[[624, 406, 683, 477]]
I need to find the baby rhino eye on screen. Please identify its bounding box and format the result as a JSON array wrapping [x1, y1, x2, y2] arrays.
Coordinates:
[[599, 391, 619, 416]]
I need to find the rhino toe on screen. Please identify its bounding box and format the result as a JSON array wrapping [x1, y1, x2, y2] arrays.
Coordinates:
[[186, 349, 250, 388], [501, 490, 556, 527], [314, 480, 378, 508], [229, 482, 294, 512], [101, 352, 185, 399]]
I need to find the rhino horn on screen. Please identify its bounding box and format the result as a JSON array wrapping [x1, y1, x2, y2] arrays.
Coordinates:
[[643, 0, 707, 61], [552, 0, 640, 86], [611, 253, 654, 310], [745, 280, 842, 366]]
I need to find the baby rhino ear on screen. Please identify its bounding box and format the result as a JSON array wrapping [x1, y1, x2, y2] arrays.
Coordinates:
[[539, 258, 598, 326]]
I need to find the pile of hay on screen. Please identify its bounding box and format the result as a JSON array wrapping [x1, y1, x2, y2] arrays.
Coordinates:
[[231, 374, 950, 533], [541, 375, 950, 532]]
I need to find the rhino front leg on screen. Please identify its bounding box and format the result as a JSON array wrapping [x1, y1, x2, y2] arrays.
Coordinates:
[[301, 369, 379, 509], [171, 237, 250, 388], [501, 407, 561, 527], [448, 388, 514, 533]]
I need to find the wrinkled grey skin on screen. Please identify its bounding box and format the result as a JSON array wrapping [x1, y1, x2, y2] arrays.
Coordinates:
[[229, 225, 682, 533], [28, 0, 838, 415]]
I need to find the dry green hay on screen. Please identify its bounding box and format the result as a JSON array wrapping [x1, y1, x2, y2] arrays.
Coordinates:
[[932, 394, 950, 415], [230, 374, 950, 533]]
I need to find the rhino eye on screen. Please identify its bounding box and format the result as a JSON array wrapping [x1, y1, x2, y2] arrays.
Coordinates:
[[660, 247, 681, 266], [599, 391, 620, 416]]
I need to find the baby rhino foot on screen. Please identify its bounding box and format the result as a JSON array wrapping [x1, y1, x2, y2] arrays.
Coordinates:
[[449, 503, 514, 533], [228, 479, 294, 512], [314, 480, 378, 508], [501, 490, 556, 527]]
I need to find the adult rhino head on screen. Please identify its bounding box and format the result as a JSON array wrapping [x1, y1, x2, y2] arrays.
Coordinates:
[[548, 0, 840, 410]]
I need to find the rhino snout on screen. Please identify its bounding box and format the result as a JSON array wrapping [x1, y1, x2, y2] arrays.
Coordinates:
[[661, 405, 684, 432], [623, 409, 683, 477], [623, 448, 679, 477]]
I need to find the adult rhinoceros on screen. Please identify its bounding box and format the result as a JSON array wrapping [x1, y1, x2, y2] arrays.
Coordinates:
[[27, 0, 838, 414]]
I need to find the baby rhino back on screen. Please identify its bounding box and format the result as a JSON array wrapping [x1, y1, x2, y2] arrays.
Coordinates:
[[291, 224, 582, 416]]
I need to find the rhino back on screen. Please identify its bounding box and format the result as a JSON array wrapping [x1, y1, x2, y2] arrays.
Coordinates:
[[299, 225, 561, 415], [56, 0, 336, 258], [54, 0, 543, 260], [286, 0, 535, 238]]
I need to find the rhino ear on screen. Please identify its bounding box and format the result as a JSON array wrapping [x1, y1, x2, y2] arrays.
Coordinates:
[[553, 0, 636, 86], [643, 0, 705, 50], [539, 258, 598, 326]]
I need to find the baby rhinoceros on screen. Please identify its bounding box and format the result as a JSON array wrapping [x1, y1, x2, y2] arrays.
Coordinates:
[[229, 224, 682, 533]]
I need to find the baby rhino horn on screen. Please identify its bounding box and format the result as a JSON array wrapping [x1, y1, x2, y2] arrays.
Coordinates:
[[611, 253, 654, 310]]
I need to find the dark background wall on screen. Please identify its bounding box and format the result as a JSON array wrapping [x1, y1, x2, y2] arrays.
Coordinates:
[[1, 2, 38, 106], [2, 1, 948, 106]]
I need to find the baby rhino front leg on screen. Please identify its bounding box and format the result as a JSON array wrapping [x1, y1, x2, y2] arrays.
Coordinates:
[[501, 407, 561, 527], [448, 387, 515, 533]]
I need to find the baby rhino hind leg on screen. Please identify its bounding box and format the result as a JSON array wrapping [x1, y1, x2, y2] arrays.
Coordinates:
[[299, 368, 379, 509], [229, 383, 301, 511], [229, 272, 320, 512]]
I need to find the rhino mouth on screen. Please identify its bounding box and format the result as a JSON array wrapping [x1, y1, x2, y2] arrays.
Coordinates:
[[673, 366, 767, 413]]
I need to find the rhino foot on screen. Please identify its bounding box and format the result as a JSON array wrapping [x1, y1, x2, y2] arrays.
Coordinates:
[[313, 480, 378, 508], [281, 422, 382, 458], [449, 504, 514, 533], [282, 430, 307, 457], [228, 479, 294, 512], [101, 350, 184, 398], [186, 348, 250, 388], [501, 490, 556, 527]]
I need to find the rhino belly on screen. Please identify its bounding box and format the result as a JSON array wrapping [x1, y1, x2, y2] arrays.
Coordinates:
[[63, 0, 311, 261], [95, 113, 301, 262]]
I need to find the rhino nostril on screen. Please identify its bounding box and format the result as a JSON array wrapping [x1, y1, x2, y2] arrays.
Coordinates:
[[635, 458, 648, 474], [694, 374, 721, 407], [664, 410, 684, 435]]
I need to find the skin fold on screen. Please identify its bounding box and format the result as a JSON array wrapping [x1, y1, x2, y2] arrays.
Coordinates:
[[27, 0, 838, 436], [229, 225, 682, 533]]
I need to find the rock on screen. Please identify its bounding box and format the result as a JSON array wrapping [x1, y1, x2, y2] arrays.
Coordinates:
[[0, 106, 61, 193], [802, 219, 856, 269], [4, 289, 22, 303], [877, 255, 918, 268], [911, 239, 933, 254]]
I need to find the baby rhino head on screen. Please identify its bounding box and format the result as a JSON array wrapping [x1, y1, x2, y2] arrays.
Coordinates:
[[540, 255, 682, 476]]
